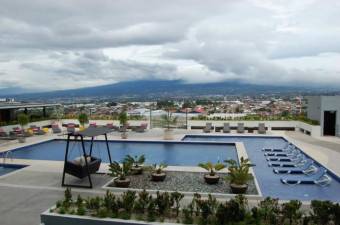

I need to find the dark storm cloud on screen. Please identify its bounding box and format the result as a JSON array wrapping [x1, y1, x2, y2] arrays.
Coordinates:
[[0, 0, 340, 90]]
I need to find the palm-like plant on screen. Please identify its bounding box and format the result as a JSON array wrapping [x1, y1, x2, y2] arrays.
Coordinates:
[[151, 163, 167, 174], [124, 154, 145, 168], [198, 162, 225, 176], [118, 111, 128, 127], [109, 161, 132, 180], [17, 113, 29, 132], [225, 157, 253, 185], [78, 113, 89, 127], [161, 110, 178, 130]]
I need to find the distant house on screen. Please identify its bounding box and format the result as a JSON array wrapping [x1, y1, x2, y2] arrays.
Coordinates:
[[194, 107, 205, 113], [306, 96, 340, 136]]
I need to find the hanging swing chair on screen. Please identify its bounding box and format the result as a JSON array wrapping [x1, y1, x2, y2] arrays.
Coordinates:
[[64, 155, 101, 179], [62, 126, 113, 188]]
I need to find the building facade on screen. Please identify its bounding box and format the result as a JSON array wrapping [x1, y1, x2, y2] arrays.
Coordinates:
[[306, 96, 340, 137]]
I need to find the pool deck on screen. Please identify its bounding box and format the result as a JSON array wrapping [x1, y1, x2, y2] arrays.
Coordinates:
[[1, 128, 340, 225]]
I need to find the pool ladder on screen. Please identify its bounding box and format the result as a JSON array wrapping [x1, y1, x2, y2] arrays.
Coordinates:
[[1, 151, 13, 164]]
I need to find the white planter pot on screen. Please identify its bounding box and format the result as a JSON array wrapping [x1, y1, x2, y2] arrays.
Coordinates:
[[121, 132, 128, 139], [18, 136, 26, 143], [163, 129, 173, 140]]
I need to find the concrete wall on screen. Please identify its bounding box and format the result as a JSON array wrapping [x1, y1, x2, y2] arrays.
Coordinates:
[[306, 96, 322, 122]]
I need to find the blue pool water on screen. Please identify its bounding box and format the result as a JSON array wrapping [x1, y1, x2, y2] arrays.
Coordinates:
[[8, 139, 237, 166], [0, 164, 27, 176], [183, 135, 340, 201]]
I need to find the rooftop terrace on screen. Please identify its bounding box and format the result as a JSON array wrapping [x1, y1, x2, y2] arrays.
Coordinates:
[[1, 122, 340, 225]]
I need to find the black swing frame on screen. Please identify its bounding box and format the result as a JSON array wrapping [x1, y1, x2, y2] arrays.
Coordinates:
[[62, 127, 113, 188]]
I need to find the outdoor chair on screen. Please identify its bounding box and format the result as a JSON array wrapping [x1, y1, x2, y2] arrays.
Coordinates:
[[223, 123, 230, 133], [52, 124, 62, 133], [280, 169, 331, 186], [258, 123, 266, 134], [237, 123, 245, 133], [203, 123, 212, 133], [67, 124, 76, 134]]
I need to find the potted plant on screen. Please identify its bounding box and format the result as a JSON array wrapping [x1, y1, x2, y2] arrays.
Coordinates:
[[150, 163, 167, 182], [198, 162, 225, 184], [17, 113, 29, 143], [109, 161, 132, 188], [78, 113, 89, 130], [225, 157, 253, 194], [160, 109, 177, 140], [124, 154, 146, 175], [118, 111, 128, 139]]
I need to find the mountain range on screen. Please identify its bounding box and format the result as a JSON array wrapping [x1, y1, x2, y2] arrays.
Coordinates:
[[1, 80, 337, 101]]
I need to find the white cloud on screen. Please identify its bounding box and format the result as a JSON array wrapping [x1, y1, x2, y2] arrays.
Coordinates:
[[0, 0, 340, 91]]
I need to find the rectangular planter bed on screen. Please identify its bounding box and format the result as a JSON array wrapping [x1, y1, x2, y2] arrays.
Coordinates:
[[41, 208, 182, 225]]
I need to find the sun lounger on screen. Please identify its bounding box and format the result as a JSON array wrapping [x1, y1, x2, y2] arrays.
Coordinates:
[[119, 125, 128, 132], [268, 157, 308, 167], [0, 128, 8, 137], [51, 124, 62, 134], [273, 160, 317, 174], [262, 143, 294, 152], [266, 152, 304, 162], [134, 123, 147, 133], [12, 127, 23, 135], [264, 148, 299, 157], [0, 128, 17, 140], [106, 123, 119, 131], [89, 122, 97, 127], [258, 123, 266, 134], [203, 123, 212, 133], [67, 124, 76, 134], [223, 123, 230, 133], [280, 169, 332, 186], [237, 123, 245, 133]]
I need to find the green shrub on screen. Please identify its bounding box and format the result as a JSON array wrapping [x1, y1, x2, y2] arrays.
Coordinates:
[[182, 205, 194, 224], [310, 200, 333, 225], [121, 190, 136, 214], [155, 191, 171, 217], [62, 188, 72, 209], [76, 206, 86, 216], [96, 207, 109, 218], [146, 198, 157, 222], [171, 191, 184, 216], [281, 200, 302, 225], [257, 197, 280, 225], [134, 189, 150, 214], [85, 196, 102, 211], [78, 113, 89, 127]]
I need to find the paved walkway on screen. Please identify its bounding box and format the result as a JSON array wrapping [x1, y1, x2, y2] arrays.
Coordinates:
[[285, 131, 340, 176]]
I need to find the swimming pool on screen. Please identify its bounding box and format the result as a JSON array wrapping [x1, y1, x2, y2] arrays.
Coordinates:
[[7, 139, 237, 166], [0, 164, 27, 176], [183, 135, 340, 201]]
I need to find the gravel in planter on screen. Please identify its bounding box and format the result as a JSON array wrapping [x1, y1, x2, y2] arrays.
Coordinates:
[[108, 171, 258, 195]]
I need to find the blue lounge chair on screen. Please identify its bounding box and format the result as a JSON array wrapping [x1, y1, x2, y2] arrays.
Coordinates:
[[262, 143, 294, 152], [280, 169, 331, 186], [266, 154, 303, 162], [264, 149, 299, 157], [273, 160, 317, 174], [268, 158, 308, 167]]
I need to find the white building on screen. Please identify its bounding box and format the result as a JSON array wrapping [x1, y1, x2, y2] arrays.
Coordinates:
[[306, 96, 340, 136]]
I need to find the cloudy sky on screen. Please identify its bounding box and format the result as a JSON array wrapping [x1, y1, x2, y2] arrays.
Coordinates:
[[0, 0, 340, 92]]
